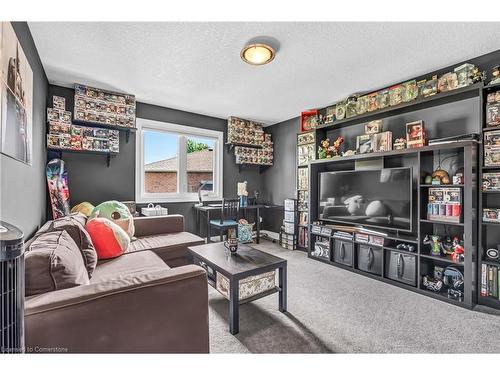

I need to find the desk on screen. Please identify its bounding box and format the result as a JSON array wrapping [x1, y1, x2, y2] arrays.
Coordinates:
[[193, 203, 282, 244]]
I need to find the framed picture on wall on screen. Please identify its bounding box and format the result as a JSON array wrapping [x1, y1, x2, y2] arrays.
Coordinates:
[[0, 22, 34, 165]]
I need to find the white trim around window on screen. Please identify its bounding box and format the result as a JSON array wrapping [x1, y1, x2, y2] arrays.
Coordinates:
[[135, 118, 224, 203]]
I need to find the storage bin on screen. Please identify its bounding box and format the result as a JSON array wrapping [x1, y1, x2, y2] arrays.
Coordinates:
[[141, 203, 169, 216], [357, 244, 382, 275], [216, 271, 276, 301], [385, 251, 417, 286], [333, 239, 353, 266]]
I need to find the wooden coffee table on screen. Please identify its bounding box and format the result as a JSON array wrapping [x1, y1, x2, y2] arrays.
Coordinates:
[[188, 242, 287, 335]]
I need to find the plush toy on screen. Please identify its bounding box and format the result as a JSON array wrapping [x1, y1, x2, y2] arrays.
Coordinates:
[[90, 200, 135, 239], [70, 202, 95, 217], [85, 218, 130, 259]]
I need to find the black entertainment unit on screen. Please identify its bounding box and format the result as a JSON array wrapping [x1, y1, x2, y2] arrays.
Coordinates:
[[308, 140, 477, 308]]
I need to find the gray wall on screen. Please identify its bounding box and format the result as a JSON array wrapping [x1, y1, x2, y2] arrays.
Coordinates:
[[47, 85, 263, 234], [0, 22, 48, 239], [260, 117, 300, 232]]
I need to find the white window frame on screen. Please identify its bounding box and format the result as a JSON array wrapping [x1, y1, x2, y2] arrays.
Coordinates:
[[135, 118, 224, 203]]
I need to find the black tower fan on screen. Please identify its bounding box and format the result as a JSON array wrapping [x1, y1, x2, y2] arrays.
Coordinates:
[[0, 221, 24, 353]]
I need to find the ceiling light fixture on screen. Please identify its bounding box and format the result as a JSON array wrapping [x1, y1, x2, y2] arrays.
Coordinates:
[[240, 43, 276, 66]]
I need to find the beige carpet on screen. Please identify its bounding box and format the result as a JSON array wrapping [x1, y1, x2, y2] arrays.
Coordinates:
[[207, 239, 500, 353]]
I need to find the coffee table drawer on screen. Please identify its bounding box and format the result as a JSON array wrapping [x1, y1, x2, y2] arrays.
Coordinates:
[[216, 271, 276, 301]]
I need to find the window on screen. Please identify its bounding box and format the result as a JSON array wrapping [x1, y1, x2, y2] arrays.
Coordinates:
[[136, 118, 223, 202]]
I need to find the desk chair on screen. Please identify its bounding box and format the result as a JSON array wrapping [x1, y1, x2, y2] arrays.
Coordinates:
[[208, 198, 239, 243]]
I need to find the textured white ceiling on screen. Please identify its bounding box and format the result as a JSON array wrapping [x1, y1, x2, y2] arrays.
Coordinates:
[[29, 22, 500, 125]]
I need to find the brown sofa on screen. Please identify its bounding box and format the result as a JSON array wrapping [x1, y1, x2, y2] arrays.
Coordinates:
[[24, 214, 209, 353]]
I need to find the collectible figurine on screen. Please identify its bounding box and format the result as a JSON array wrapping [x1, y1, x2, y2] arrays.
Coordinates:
[[423, 234, 443, 256], [490, 65, 500, 85], [330, 136, 344, 157], [393, 137, 406, 150], [318, 139, 330, 159], [431, 168, 451, 184], [342, 149, 356, 157], [451, 237, 465, 263]]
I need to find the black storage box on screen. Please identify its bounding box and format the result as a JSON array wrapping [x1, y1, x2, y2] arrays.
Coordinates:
[[333, 239, 353, 267], [385, 250, 417, 286], [357, 244, 383, 275]]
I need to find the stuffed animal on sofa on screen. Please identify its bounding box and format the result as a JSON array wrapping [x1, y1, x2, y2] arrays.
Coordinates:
[[70, 202, 95, 217], [85, 218, 130, 259], [90, 200, 135, 239]]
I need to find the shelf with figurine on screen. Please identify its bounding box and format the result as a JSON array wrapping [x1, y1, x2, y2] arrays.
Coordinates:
[[312, 116, 477, 167], [226, 116, 266, 147], [73, 83, 136, 131], [46, 95, 120, 167], [303, 63, 485, 132]]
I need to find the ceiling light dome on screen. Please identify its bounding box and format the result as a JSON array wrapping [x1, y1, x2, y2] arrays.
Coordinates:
[[241, 43, 276, 65]]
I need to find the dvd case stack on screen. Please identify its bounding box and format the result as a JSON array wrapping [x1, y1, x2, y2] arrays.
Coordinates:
[[279, 199, 297, 250], [481, 263, 500, 299]]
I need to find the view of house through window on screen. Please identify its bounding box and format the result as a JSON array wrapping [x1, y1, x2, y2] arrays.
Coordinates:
[[186, 136, 215, 193], [139, 122, 221, 201], [144, 130, 179, 193]]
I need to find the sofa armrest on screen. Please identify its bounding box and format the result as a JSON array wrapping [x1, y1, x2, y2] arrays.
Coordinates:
[[25, 265, 209, 353], [133, 214, 184, 237]]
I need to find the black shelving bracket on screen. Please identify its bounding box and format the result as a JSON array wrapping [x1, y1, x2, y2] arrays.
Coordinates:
[[125, 129, 131, 144], [106, 153, 111, 167]]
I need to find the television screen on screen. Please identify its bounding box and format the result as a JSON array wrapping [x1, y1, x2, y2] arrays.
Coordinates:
[[319, 167, 412, 232]]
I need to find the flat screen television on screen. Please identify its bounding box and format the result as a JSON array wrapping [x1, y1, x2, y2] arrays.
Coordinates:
[[318, 167, 412, 232]]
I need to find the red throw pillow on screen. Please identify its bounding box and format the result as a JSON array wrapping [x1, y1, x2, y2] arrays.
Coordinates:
[[85, 218, 130, 259]]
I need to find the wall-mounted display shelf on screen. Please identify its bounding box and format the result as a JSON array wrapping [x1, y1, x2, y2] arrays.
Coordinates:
[[307, 141, 477, 309], [73, 83, 136, 130], [234, 136, 273, 166], [47, 148, 118, 167], [227, 116, 274, 168], [227, 116, 265, 146], [315, 82, 483, 132], [46, 95, 121, 167]]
